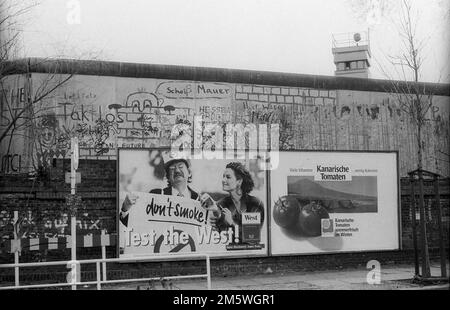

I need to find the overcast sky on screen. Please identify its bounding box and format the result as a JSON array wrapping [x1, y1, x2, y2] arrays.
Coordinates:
[[16, 0, 450, 83]]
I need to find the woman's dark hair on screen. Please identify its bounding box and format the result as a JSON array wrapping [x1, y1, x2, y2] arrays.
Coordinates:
[[226, 162, 254, 195]]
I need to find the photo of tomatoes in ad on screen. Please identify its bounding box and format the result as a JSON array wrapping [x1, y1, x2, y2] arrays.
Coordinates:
[[295, 201, 330, 237], [273, 195, 300, 228], [273, 195, 330, 238]]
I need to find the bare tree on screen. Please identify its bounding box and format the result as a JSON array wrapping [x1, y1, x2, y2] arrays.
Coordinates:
[[382, 0, 438, 171], [376, 0, 450, 280], [0, 62, 73, 146], [383, 1, 436, 279], [0, 1, 74, 174], [349, 0, 449, 279], [348, 0, 395, 26], [0, 1, 35, 62]]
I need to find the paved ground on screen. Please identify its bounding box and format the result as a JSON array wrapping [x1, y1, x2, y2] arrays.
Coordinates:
[[98, 261, 449, 290]]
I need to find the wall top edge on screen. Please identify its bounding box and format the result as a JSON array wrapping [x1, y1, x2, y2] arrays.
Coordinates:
[[2, 57, 449, 96]]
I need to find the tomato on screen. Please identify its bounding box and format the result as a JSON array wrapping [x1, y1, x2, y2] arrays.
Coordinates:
[[273, 195, 300, 228], [295, 201, 330, 237]]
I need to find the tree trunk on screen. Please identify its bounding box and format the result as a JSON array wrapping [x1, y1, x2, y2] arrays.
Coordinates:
[[417, 123, 431, 278]]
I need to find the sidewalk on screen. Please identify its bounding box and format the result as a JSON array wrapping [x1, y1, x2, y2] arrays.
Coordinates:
[[105, 262, 449, 290]]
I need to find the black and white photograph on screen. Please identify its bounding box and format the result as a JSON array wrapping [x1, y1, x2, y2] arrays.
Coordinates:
[[0, 0, 448, 297]]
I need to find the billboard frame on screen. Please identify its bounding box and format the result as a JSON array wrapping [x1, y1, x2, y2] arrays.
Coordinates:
[[267, 149, 401, 257], [116, 147, 271, 261], [116, 148, 401, 260]]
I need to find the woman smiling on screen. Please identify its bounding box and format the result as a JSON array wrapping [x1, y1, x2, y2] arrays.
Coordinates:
[[200, 162, 264, 243]]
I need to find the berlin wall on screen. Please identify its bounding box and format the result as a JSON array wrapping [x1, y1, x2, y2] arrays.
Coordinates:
[[1, 66, 448, 178]]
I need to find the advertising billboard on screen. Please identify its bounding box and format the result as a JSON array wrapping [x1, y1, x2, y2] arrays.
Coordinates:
[[118, 148, 268, 258], [269, 151, 399, 255]]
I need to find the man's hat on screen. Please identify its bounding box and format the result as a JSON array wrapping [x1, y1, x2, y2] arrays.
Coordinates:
[[162, 150, 191, 171]]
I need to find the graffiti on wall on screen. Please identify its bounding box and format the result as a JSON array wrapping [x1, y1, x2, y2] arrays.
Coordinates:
[[0, 77, 28, 174], [156, 81, 232, 100], [42, 87, 198, 160], [0, 209, 109, 240], [1, 154, 22, 173], [1, 74, 448, 176], [57, 101, 121, 155], [233, 86, 449, 175]]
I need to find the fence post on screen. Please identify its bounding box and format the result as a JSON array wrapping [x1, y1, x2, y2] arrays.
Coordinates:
[[206, 254, 211, 290], [96, 261, 102, 290], [13, 211, 19, 287], [101, 230, 107, 281]]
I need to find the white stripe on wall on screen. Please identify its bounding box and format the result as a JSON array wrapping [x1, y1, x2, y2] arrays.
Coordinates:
[[29, 238, 39, 251], [84, 235, 93, 247], [48, 238, 58, 250]]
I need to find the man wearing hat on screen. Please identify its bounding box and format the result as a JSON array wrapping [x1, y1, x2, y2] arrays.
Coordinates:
[[119, 155, 199, 227], [149, 157, 199, 199]]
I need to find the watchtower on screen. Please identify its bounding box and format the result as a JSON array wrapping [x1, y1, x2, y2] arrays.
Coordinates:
[[332, 31, 371, 78]]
